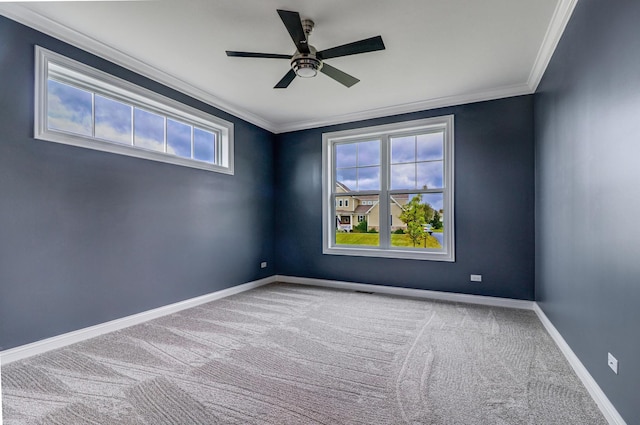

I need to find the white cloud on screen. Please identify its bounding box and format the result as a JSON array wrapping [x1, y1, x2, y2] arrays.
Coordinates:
[[95, 123, 131, 145], [134, 136, 164, 152], [47, 93, 91, 136]]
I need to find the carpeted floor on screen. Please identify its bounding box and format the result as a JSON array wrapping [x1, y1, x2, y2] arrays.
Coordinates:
[[2, 283, 606, 424]]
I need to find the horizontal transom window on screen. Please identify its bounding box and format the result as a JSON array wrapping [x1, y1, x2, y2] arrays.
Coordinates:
[[35, 46, 234, 174]]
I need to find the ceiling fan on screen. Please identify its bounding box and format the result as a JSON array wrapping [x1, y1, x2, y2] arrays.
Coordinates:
[[226, 9, 385, 89]]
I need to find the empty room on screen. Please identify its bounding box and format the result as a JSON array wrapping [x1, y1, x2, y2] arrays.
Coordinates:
[[0, 0, 638, 423]]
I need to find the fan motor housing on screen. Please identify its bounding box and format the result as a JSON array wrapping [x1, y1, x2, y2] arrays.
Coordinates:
[[291, 46, 322, 78]]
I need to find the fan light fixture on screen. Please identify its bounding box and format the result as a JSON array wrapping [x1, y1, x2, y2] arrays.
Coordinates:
[[291, 55, 322, 78], [225, 9, 385, 89]]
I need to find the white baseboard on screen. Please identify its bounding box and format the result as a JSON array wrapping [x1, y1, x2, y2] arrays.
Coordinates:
[[279, 275, 624, 424], [275, 275, 535, 310], [533, 304, 626, 425], [0, 276, 276, 365], [0, 274, 626, 424]]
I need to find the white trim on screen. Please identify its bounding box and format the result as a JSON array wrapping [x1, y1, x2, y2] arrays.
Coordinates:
[[322, 116, 455, 262], [0, 4, 275, 133], [278, 275, 624, 423], [276, 275, 534, 310], [533, 304, 627, 425], [527, 0, 579, 91], [0, 3, 571, 134], [276, 83, 530, 134], [0, 272, 626, 424], [0, 276, 276, 365], [35, 46, 235, 174]]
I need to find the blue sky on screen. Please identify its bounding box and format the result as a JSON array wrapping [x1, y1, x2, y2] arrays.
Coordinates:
[[167, 119, 191, 158], [47, 79, 215, 163], [47, 80, 92, 136], [133, 108, 164, 151], [336, 133, 444, 192], [336, 140, 380, 190], [95, 95, 131, 144], [194, 128, 215, 163]]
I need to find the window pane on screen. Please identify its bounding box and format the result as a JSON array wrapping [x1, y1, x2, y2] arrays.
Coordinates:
[[391, 163, 416, 190], [167, 119, 191, 159], [357, 140, 380, 167], [417, 132, 443, 161], [423, 192, 445, 248], [95, 95, 132, 145], [335, 194, 379, 246], [336, 168, 357, 191], [390, 193, 443, 249], [194, 127, 216, 163], [336, 143, 357, 168], [417, 161, 443, 189], [391, 135, 415, 164], [357, 166, 380, 190], [134, 108, 164, 152], [47, 79, 92, 136]]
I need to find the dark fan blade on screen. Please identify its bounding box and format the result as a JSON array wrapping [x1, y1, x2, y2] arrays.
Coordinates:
[[274, 69, 297, 89], [320, 63, 359, 87], [226, 51, 292, 59], [317, 36, 385, 60], [277, 9, 309, 54]]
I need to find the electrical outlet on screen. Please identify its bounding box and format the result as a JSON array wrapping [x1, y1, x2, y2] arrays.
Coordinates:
[[470, 274, 482, 282], [608, 352, 618, 374], [260, 262, 267, 269]]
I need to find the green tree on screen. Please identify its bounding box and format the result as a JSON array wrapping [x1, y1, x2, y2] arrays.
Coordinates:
[[430, 210, 442, 230], [354, 219, 368, 233], [398, 194, 435, 247]]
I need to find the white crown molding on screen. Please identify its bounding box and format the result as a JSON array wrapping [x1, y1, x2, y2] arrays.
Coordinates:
[[527, 0, 579, 91], [272, 83, 532, 134], [534, 304, 627, 425], [0, 275, 276, 365], [276, 275, 535, 310], [0, 3, 570, 135], [0, 4, 277, 133]]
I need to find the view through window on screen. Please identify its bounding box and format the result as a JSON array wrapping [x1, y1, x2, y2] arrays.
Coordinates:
[[35, 46, 233, 174], [323, 116, 454, 261]]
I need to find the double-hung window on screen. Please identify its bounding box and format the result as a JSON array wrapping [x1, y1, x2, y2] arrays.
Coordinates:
[[34, 46, 234, 174], [322, 116, 454, 261]]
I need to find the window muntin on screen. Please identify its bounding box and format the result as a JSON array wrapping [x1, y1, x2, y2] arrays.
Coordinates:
[[322, 116, 454, 261], [335, 140, 381, 191], [35, 46, 234, 174], [390, 132, 444, 190]]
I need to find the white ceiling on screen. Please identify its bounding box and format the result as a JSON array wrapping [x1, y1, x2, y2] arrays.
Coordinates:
[[0, 0, 576, 133]]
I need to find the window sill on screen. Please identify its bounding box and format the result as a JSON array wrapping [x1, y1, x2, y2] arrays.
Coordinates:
[[323, 245, 455, 262], [36, 131, 234, 174]]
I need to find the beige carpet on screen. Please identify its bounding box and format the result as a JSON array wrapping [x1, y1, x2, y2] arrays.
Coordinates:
[[2, 283, 606, 424]]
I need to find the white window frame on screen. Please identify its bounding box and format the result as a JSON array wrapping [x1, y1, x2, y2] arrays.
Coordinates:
[[34, 46, 234, 174], [322, 116, 455, 262]]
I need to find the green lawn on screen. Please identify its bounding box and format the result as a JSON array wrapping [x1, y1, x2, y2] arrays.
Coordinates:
[[336, 232, 441, 249]]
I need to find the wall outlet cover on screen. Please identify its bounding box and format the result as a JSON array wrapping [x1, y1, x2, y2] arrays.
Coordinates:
[[608, 352, 618, 374], [470, 274, 482, 282]]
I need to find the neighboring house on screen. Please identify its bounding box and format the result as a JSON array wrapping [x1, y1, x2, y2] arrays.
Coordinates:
[[335, 182, 408, 231]]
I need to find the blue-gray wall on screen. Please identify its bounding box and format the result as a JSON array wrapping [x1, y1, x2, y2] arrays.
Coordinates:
[[534, 1, 640, 422], [0, 16, 275, 351], [275, 96, 535, 300]]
